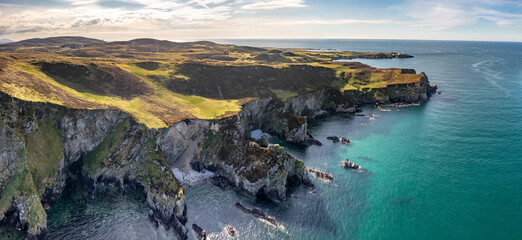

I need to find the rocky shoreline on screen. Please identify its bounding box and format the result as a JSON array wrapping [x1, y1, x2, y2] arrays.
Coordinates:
[[0, 64, 436, 239]]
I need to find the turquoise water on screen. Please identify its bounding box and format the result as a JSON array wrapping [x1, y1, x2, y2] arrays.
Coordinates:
[[43, 40, 522, 239], [188, 40, 522, 239]]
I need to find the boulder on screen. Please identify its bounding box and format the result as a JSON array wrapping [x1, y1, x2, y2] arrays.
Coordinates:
[[307, 167, 334, 182], [342, 159, 360, 169], [192, 223, 207, 240], [340, 137, 351, 144], [225, 226, 236, 237]]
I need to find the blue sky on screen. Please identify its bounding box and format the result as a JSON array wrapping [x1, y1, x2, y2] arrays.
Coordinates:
[[0, 0, 521, 41]]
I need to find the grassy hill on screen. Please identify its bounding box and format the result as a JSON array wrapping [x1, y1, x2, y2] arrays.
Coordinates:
[[0, 37, 424, 128]]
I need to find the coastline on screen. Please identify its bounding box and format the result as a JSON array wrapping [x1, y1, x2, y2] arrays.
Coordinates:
[[0, 38, 437, 239]]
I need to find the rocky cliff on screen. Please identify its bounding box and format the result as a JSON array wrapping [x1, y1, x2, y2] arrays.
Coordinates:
[[0, 93, 187, 239], [194, 116, 313, 202], [0, 64, 436, 239]]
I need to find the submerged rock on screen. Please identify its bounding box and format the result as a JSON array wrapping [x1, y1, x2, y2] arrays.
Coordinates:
[[235, 202, 277, 227], [327, 136, 340, 142], [327, 136, 350, 144]]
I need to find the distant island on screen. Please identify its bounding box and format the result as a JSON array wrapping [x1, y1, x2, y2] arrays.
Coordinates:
[[0, 37, 436, 239]]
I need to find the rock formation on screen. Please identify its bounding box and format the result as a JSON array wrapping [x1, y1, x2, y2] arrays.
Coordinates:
[[307, 168, 334, 182], [235, 202, 277, 227], [192, 223, 207, 240], [342, 159, 361, 169]]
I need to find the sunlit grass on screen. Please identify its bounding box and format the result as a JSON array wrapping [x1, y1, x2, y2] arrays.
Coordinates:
[[0, 46, 423, 128], [6, 61, 243, 128]]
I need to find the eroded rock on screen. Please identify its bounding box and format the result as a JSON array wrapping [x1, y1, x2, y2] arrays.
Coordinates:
[[307, 167, 334, 182], [192, 223, 207, 240]]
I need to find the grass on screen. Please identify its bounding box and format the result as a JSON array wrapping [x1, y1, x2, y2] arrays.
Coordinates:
[[0, 165, 47, 234], [25, 193, 46, 234], [340, 84, 358, 91], [269, 89, 298, 101], [0, 166, 32, 215], [25, 120, 64, 195], [131, 133, 182, 200], [5, 61, 243, 128], [0, 42, 425, 128], [117, 62, 172, 79], [202, 130, 222, 153]]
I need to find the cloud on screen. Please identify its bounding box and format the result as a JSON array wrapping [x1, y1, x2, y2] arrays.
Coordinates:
[[397, 0, 522, 29], [242, 0, 306, 10], [189, 0, 228, 8], [62, 0, 99, 5], [97, 0, 147, 9], [0, 0, 235, 35], [261, 19, 398, 26], [0, 0, 520, 41]]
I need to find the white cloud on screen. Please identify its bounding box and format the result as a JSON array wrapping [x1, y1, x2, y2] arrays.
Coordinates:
[[242, 0, 306, 10], [397, 0, 522, 29], [261, 19, 397, 26], [0, 0, 234, 35], [405, 3, 473, 29], [189, 0, 228, 8], [0, 0, 520, 41], [61, 0, 99, 5]]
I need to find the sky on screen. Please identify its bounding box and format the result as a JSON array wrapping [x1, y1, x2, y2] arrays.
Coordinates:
[[0, 0, 521, 42]]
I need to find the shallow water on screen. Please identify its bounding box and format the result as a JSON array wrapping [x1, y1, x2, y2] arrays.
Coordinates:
[[44, 40, 522, 239]]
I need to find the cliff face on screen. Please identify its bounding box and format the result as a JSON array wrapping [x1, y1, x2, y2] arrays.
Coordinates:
[[233, 73, 436, 145], [157, 119, 210, 167], [81, 117, 188, 239], [194, 116, 312, 202], [342, 71, 437, 105], [0, 93, 187, 239]]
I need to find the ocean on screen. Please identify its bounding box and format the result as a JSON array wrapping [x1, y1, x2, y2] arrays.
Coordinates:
[[37, 40, 522, 239]]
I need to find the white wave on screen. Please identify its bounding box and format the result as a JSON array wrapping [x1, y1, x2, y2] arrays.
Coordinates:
[[471, 58, 513, 97], [471, 59, 489, 70], [172, 168, 215, 187]]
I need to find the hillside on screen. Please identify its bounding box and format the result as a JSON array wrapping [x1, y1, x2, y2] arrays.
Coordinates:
[[0, 37, 426, 128]]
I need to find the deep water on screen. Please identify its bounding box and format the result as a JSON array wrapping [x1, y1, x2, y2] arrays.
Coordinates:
[[44, 40, 522, 239], [45, 177, 175, 240]]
